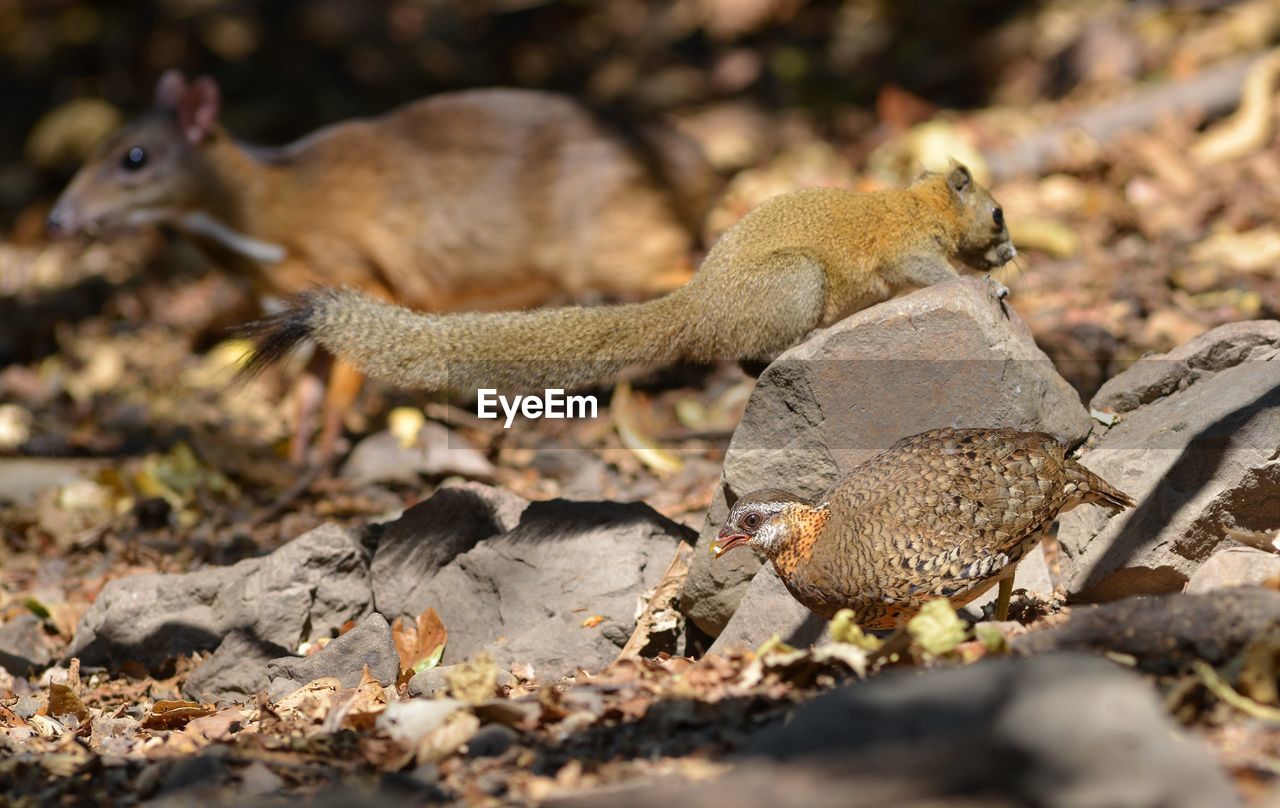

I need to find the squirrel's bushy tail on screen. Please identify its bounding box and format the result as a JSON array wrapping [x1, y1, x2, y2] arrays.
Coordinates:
[[243, 287, 690, 393]]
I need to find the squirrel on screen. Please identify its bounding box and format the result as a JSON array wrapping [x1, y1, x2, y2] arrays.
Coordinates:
[[49, 71, 717, 459], [244, 163, 1015, 397]]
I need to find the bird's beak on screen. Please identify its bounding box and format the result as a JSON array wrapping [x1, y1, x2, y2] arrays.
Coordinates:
[[710, 530, 749, 558]]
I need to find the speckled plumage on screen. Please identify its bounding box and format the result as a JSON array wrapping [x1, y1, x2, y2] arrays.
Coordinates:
[[715, 428, 1135, 628]]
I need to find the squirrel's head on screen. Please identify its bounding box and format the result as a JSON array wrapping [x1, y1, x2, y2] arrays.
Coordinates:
[[712, 489, 822, 560], [922, 162, 1016, 272], [48, 71, 222, 238]]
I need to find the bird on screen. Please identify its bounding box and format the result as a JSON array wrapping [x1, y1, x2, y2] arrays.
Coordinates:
[[712, 427, 1135, 628]]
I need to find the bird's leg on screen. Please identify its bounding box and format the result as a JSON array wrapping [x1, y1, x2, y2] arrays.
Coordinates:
[[994, 565, 1017, 621]]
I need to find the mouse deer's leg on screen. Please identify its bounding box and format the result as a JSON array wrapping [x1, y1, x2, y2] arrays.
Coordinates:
[[318, 359, 364, 462]]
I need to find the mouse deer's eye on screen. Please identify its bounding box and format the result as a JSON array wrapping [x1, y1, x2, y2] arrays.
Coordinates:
[[121, 146, 148, 172], [742, 512, 763, 531], [993, 207, 1004, 228]]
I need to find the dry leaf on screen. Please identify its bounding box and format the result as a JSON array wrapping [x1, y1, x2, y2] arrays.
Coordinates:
[[141, 700, 216, 731], [47, 684, 90, 728], [392, 608, 448, 676]]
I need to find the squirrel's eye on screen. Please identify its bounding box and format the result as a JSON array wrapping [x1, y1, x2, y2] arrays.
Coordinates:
[[743, 512, 762, 530], [993, 207, 1004, 228], [121, 146, 148, 171]]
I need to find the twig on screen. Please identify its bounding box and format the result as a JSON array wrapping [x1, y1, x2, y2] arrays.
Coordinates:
[[1194, 659, 1280, 723], [988, 53, 1267, 179]]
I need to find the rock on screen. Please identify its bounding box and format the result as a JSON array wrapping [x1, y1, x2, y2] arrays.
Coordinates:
[[373, 483, 528, 621], [0, 614, 54, 676], [266, 613, 399, 701], [466, 723, 519, 758], [69, 524, 373, 672], [1092, 320, 1280, 415], [555, 653, 1235, 808], [706, 565, 826, 654], [1058, 321, 1280, 600], [341, 422, 494, 486], [1187, 546, 1280, 593], [682, 278, 1092, 637], [403, 499, 693, 677], [182, 631, 291, 704], [1013, 588, 1280, 674]]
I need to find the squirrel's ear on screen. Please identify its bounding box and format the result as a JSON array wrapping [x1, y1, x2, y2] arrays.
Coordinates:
[[177, 76, 221, 145], [946, 161, 972, 198], [154, 70, 187, 110]]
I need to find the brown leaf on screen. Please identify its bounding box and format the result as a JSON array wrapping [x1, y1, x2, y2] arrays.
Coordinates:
[[47, 684, 90, 728], [141, 700, 215, 730], [392, 607, 448, 674]]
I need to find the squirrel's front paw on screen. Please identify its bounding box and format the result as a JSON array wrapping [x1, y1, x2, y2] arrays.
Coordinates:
[[987, 276, 1010, 301]]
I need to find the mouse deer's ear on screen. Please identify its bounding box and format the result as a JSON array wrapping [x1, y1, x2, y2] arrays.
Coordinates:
[[178, 76, 221, 145], [154, 70, 188, 110], [946, 160, 972, 199]]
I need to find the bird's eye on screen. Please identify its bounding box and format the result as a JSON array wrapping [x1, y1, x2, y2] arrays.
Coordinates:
[[993, 207, 1004, 228], [743, 512, 763, 530], [121, 146, 148, 172]]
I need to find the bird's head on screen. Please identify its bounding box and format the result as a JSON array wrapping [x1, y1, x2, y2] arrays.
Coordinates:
[[711, 488, 817, 560]]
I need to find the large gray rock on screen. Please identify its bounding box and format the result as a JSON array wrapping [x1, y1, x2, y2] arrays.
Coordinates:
[[1092, 320, 1280, 415], [746, 653, 1236, 808], [705, 564, 827, 654], [555, 654, 1236, 808], [266, 612, 399, 700], [372, 483, 528, 620], [1058, 321, 1280, 600], [402, 499, 693, 677], [182, 631, 291, 704], [681, 278, 1092, 637], [0, 614, 54, 676], [68, 524, 373, 671], [1187, 546, 1280, 593]]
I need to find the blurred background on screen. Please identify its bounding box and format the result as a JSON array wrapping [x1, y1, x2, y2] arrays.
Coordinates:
[[5, 5, 1280, 803], [2, 0, 1280, 546]]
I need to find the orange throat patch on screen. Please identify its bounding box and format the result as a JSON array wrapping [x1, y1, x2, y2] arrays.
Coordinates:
[[770, 504, 830, 579]]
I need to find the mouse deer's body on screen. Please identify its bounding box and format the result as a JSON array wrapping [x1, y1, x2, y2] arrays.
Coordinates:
[[51, 72, 716, 460]]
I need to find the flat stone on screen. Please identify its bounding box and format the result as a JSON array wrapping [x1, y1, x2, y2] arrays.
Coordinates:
[[402, 499, 692, 678], [372, 483, 528, 620], [182, 631, 291, 704], [69, 523, 373, 672], [0, 614, 54, 676], [266, 612, 399, 701], [1187, 546, 1280, 593]]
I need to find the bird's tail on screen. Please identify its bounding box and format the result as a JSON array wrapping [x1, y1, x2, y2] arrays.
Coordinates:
[[240, 287, 691, 395], [1065, 460, 1136, 513]]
